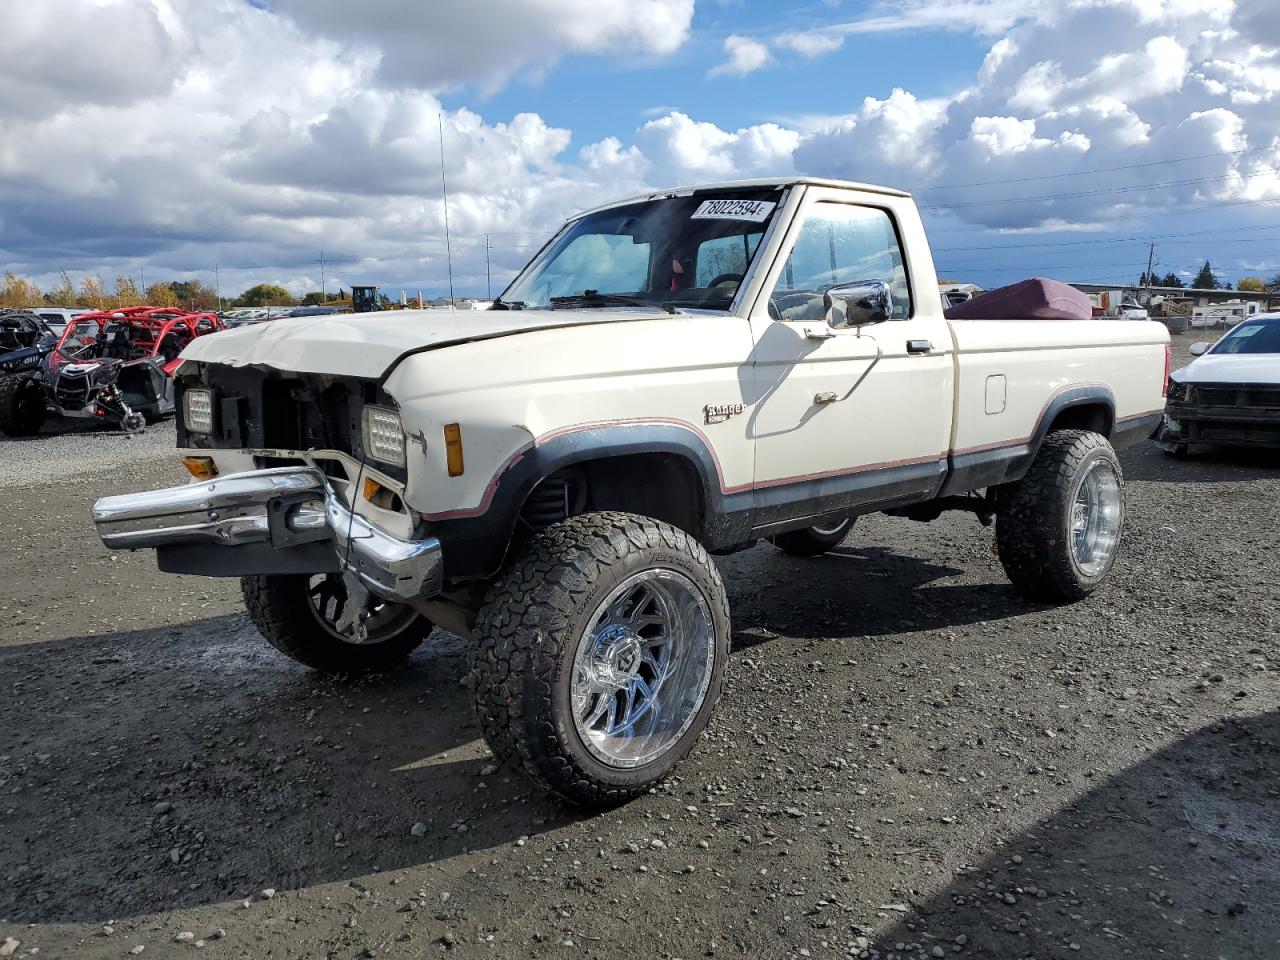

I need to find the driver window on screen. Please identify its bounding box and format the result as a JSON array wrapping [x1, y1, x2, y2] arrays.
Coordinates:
[[770, 203, 910, 322]]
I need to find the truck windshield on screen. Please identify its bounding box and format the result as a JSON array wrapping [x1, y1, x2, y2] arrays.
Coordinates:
[[499, 189, 784, 311], [1211, 318, 1280, 355]]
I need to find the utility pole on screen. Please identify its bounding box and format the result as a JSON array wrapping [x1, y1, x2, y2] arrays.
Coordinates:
[[485, 234, 492, 300], [314, 251, 327, 302], [439, 114, 455, 309], [1143, 242, 1156, 297], [215, 263, 223, 312]]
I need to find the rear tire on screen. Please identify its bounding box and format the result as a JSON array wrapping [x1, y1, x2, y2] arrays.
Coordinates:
[[995, 429, 1124, 602], [241, 574, 432, 673], [771, 516, 854, 556], [471, 512, 730, 808], [0, 375, 46, 437]]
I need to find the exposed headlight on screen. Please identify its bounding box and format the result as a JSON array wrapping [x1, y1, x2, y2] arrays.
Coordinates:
[[1166, 380, 1188, 403], [362, 405, 406, 467], [183, 389, 215, 434]]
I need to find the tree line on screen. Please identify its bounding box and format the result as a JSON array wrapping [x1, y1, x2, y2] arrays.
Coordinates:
[[0, 272, 349, 312], [1138, 261, 1280, 293]]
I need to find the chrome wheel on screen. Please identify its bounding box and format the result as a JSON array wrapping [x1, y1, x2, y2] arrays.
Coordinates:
[[1069, 459, 1122, 576], [306, 572, 420, 644], [809, 517, 851, 538], [570, 569, 715, 768]]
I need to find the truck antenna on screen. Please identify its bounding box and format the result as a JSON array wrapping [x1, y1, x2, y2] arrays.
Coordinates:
[[439, 114, 456, 310]]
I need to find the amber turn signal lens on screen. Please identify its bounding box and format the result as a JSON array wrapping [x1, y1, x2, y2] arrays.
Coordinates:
[[443, 423, 464, 477], [363, 477, 383, 502], [181, 456, 218, 480]]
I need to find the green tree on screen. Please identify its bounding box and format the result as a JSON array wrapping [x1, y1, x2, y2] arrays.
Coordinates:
[[1266, 273, 1280, 293], [238, 283, 295, 307], [45, 270, 77, 307], [1160, 272, 1183, 288], [301, 291, 327, 306], [1237, 276, 1265, 293], [77, 276, 109, 309], [169, 280, 219, 311], [1191, 261, 1220, 290]]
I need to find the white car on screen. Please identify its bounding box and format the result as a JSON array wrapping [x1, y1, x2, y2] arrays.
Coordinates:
[[1158, 313, 1280, 454], [92, 177, 1169, 806]]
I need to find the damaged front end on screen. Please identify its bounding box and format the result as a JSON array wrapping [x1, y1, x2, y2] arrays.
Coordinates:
[[1158, 379, 1280, 451]]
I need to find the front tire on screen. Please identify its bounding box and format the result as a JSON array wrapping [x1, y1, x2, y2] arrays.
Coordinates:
[[771, 516, 855, 556], [995, 429, 1124, 602], [241, 573, 432, 673], [0, 375, 46, 437], [471, 512, 730, 808]]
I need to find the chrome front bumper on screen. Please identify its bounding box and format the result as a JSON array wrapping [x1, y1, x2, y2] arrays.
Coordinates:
[[91, 467, 443, 603]]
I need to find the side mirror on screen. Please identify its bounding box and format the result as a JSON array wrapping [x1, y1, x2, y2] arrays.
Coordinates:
[[824, 280, 892, 330], [1189, 341, 1210, 357]]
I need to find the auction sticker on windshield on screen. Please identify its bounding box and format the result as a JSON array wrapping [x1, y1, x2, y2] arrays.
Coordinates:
[[690, 199, 776, 222]]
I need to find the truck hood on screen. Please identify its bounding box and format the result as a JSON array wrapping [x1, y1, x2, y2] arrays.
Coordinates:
[[1172, 353, 1280, 386], [179, 307, 661, 379]]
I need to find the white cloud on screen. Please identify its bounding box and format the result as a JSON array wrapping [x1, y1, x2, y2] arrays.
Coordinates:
[[708, 35, 774, 77], [634, 112, 799, 181], [272, 0, 696, 91], [775, 30, 845, 58]]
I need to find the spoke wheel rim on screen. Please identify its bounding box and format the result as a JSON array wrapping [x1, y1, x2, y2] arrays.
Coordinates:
[[305, 573, 419, 645], [570, 569, 715, 769], [1069, 459, 1122, 577], [809, 518, 851, 538]]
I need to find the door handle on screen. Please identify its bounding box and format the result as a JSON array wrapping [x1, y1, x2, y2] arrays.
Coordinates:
[[906, 339, 933, 354]]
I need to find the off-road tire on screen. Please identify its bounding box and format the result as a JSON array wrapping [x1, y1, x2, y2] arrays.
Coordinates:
[[471, 512, 731, 808], [995, 429, 1123, 602], [771, 516, 855, 556], [0, 374, 46, 437], [241, 574, 431, 673]]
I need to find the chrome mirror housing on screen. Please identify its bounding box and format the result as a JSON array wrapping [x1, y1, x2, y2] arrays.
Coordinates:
[[1188, 341, 1211, 357], [824, 279, 892, 329]]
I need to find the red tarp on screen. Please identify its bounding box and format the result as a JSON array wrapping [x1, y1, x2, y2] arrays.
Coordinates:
[[944, 277, 1092, 321]]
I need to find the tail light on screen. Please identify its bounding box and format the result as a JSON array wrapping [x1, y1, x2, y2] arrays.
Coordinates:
[[1161, 342, 1171, 397]]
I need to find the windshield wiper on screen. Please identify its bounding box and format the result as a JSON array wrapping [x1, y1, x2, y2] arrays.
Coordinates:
[[490, 298, 525, 310], [549, 291, 677, 314]]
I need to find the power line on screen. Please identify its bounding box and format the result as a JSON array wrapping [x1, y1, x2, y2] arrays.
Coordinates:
[[923, 173, 1254, 210], [920, 146, 1269, 191]]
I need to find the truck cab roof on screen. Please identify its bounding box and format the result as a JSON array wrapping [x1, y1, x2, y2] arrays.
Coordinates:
[[577, 177, 911, 219]]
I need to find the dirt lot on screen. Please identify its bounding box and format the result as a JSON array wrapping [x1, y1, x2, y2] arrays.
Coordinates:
[[2, 334, 1278, 960]]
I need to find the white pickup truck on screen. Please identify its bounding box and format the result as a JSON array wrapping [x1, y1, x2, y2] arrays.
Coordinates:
[[92, 177, 1170, 806]]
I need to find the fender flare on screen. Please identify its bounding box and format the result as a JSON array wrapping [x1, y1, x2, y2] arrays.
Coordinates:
[[420, 420, 736, 581], [1008, 384, 1117, 481]]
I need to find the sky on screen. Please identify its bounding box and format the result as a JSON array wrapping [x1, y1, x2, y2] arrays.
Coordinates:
[[1, 0, 1278, 301]]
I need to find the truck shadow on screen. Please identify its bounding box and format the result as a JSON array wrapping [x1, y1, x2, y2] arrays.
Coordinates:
[[870, 710, 1280, 959], [726, 544, 1040, 648], [0, 614, 581, 925]]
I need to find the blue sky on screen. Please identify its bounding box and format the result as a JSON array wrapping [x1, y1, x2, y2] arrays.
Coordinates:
[[1, 0, 1278, 298], [445, 6, 988, 149]]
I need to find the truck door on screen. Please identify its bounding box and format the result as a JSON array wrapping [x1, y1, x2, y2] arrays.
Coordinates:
[[746, 187, 954, 530]]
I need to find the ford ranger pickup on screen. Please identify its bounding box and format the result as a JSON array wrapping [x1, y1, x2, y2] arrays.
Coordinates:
[[92, 177, 1170, 806]]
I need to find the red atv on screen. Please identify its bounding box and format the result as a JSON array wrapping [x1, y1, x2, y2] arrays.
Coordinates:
[[43, 307, 225, 433]]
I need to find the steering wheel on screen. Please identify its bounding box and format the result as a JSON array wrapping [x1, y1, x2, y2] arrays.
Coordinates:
[[707, 272, 744, 288]]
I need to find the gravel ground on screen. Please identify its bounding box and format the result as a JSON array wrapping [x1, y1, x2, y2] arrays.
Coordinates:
[[1, 334, 1277, 960]]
